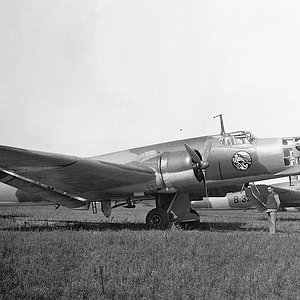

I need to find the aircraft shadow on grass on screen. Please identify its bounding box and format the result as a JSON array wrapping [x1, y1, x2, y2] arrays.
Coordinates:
[[0, 215, 268, 232], [0, 218, 148, 232], [0, 214, 30, 219], [200, 222, 267, 232]]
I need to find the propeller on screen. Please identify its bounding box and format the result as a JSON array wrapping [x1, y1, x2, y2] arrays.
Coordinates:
[[184, 142, 211, 196]]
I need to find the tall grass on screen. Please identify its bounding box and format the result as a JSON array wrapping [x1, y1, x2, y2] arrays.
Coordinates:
[[1, 230, 300, 299], [1, 206, 300, 299]]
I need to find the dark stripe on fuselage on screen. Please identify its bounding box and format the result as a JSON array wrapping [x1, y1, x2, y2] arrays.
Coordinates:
[[218, 162, 223, 180]]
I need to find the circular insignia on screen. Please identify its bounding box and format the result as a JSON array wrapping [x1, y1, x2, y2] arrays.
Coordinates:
[[232, 151, 252, 171]]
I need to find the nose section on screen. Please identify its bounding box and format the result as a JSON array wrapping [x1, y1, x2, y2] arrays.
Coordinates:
[[282, 137, 300, 166], [256, 138, 284, 174]]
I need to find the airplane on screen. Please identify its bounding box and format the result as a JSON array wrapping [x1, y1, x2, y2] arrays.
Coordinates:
[[1, 114, 300, 229], [191, 179, 300, 212]]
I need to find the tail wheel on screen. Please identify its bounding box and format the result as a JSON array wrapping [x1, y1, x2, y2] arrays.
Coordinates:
[[146, 208, 170, 229]]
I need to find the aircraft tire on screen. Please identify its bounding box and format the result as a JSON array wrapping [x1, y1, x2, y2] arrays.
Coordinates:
[[146, 208, 170, 229]]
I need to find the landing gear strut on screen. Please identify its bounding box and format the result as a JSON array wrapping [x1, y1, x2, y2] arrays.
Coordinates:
[[145, 194, 176, 229], [178, 209, 200, 230], [145, 193, 200, 229]]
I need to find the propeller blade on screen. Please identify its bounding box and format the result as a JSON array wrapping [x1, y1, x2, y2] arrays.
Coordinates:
[[185, 143, 210, 169], [202, 142, 212, 162], [203, 171, 208, 197], [184, 143, 202, 163], [184, 142, 211, 197]]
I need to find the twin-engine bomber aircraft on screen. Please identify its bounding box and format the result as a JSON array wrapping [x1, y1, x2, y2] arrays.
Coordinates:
[[1, 115, 300, 228], [191, 180, 300, 212]]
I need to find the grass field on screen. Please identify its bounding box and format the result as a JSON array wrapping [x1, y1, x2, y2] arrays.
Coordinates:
[[1, 203, 300, 299]]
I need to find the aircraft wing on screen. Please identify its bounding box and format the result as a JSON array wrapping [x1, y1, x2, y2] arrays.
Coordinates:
[[0, 145, 156, 207], [245, 182, 300, 212], [244, 188, 266, 212]]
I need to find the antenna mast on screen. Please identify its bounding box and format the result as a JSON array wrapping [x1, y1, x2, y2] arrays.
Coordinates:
[[214, 114, 226, 136]]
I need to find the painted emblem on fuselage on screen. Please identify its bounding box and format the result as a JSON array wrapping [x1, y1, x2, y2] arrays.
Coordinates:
[[232, 151, 252, 171]]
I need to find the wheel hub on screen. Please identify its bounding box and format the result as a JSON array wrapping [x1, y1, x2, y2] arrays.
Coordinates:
[[151, 215, 162, 225]]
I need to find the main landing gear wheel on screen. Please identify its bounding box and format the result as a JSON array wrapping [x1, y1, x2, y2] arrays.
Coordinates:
[[146, 208, 170, 229]]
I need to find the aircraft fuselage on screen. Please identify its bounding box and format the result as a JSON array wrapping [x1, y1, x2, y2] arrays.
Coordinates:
[[94, 131, 300, 197]]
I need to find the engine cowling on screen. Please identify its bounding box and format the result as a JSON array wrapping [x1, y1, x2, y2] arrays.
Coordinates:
[[143, 150, 203, 191]]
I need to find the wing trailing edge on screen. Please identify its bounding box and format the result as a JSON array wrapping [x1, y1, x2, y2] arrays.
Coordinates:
[[0, 145, 157, 199], [0, 169, 87, 209]]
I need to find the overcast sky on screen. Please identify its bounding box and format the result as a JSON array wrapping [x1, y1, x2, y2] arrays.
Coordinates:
[[1, 0, 300, 156]]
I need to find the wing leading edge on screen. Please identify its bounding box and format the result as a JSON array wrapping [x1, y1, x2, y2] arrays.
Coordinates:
[[0, 145, 157, 205]]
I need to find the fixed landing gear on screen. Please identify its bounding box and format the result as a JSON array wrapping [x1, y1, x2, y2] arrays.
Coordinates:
[[178, 209, 200, 230], [146, 208, 171, 229], [145, 193, 200, 230], [145, 207, 200, 230]]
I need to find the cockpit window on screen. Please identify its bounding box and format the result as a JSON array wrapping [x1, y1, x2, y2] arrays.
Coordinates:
[[282, 138, 294, 146], [282, 137, 300, 152], [219, 131, 256, 146], [282, 137, 300, 166]]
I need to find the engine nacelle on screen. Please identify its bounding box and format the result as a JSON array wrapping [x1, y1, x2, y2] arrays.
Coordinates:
[[143, 150, 202, 191]]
